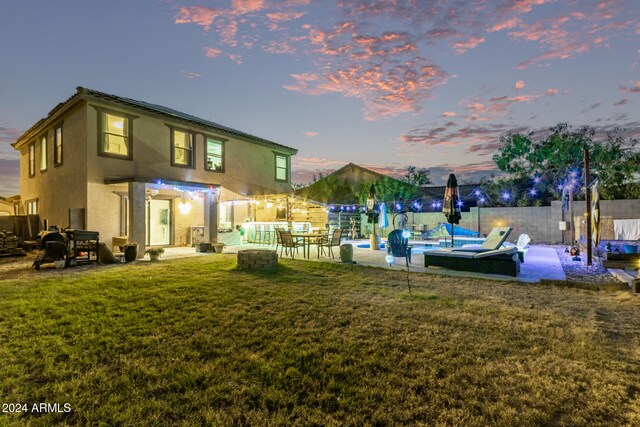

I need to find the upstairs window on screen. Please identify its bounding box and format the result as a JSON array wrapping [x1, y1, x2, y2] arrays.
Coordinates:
[[27, 199, 38, 215], [28, 143, 35, 177], [205, 138, 224, 172], [100, 112, 130, 158], [171, 129, 194, 167], [275, 154, 288, 182], [54, 125, 63, 166], [40, 135, 47, 171]]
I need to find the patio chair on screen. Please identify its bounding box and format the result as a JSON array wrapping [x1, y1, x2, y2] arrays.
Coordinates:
[[317, 229, 342, 259], [504, 234, 531, 263], [280, 230, 301, 258], [387, 229, 412, 265]]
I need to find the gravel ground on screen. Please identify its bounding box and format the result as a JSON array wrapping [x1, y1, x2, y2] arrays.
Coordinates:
[[552, 245, 619, 284]]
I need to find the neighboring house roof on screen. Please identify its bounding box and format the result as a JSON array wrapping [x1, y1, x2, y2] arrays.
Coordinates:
[[294, 163, 416, 204], [13, 87, 297, 154], [295, 162, 481, 205]]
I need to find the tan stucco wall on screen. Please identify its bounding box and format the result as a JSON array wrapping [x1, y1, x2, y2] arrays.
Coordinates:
[[0, 199, 13, 215], [18, 104, 87, 229], [84, 101, 293, 196], [86, 182, 122, 244], [173, 196, 204, 246]]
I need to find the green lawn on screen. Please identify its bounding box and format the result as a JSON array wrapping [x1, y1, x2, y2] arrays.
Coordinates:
[[0, 255, 639, 426]]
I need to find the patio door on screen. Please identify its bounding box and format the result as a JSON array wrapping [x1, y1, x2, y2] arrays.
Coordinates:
[[146, 199, 171, 246]]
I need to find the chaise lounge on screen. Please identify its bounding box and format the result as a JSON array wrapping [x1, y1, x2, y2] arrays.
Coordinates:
[[423, 227, 521, 276]]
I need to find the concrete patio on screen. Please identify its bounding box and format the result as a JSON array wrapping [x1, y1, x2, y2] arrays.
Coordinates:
[[160, 239, 566, 284]]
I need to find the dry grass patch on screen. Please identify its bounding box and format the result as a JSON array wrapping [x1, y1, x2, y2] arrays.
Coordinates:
[[0, 255, 639, 426]]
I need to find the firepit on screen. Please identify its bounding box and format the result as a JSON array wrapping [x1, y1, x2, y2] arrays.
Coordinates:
[[237, 249, 278, 270]]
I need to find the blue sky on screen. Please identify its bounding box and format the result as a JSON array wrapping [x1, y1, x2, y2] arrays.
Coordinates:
[[1, 0, 638, 196]]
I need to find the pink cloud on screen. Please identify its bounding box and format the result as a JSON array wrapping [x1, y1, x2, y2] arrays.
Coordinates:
[[546, 88, 558, 95], [305, 131, 318, 137], [515, 80, 525, 90], [453, 35, 485, 54], [231, 0, 265, 14], [443, 111, 457, 117], [175, 6, 222, 31], [266, 11, 305, 22], [203, 47, 222, 58], [620, 81, 640, 94]]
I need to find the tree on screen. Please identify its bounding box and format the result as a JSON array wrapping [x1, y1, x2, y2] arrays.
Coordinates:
[[491, 123, 640, 203], [356, 177, 420, 208], [403, 165, 432, 187]]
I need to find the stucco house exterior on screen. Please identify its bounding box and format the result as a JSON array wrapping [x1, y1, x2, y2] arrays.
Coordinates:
[[12, 87, 297, 255]]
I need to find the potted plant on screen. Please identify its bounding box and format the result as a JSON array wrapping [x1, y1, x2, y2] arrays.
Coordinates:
[[211, 242, 225, 253], [123, 243, 139, 262], [145, 247, 165, 262]]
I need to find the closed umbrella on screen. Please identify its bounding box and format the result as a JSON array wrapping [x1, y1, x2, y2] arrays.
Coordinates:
[[591, 179, 601, 248], [442, 173, 461, 248]]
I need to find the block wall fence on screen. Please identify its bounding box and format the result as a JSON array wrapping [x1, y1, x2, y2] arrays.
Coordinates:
[[363, 199, 640, 244]]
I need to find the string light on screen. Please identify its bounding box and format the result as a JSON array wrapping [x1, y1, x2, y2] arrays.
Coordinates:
[[501, 192, 511, 201], [529, 188, 537, 196]]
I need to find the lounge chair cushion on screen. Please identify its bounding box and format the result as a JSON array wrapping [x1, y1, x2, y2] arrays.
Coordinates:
[[451, 227, 512, 252], [424, 249, 476, 258], [472, 247, 517, 259]]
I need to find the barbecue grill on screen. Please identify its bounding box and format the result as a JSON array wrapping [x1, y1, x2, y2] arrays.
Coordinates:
[[32, 229, 100, 270]]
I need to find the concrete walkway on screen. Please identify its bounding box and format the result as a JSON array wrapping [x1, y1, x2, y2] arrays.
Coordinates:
[[162, 240, 566, 284]]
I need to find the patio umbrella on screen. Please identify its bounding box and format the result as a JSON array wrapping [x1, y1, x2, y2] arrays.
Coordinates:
[[442, 173, 462, 248], [379, 202, 388, 230], [591, 179, 601, 248]]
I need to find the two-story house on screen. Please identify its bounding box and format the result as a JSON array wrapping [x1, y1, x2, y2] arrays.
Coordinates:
[[12, 87, 297, 255]]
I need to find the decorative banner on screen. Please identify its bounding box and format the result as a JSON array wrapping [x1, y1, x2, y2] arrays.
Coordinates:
[[591, 179, 600, 248]]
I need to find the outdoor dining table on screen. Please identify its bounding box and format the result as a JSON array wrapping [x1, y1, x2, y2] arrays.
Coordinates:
[[291, 232, 329, 259]]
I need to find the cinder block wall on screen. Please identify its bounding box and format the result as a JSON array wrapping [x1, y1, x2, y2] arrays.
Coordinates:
[[363, 199, 640, 244]]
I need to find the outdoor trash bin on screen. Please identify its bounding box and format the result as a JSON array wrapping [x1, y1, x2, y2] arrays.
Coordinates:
[[340, 244, 353, 263]]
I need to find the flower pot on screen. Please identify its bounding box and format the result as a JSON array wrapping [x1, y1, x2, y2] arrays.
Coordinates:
[[124, 244, 138, 262], [369, 234, 381, 251], [149, 253, 160, 262], [212, 243, 225, 253], [196, 243, 211, 253]]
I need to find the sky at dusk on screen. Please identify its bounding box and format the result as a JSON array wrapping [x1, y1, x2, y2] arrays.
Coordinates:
[[1, 0, 639, 196]]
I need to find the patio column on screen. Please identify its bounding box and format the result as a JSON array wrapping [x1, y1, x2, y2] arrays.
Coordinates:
[[128, 182, 146, 258], [204, 190, 218, 243]]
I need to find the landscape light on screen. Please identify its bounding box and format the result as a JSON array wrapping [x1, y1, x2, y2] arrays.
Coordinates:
[[385, 254, 394, 265]]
